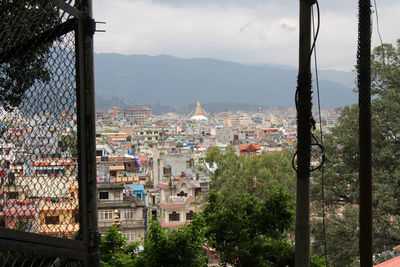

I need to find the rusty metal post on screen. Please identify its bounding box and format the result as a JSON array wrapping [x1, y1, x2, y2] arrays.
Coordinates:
[[295, 0, 314, 266], [76, 0, 99, 266], [357, 0, 373, 266]]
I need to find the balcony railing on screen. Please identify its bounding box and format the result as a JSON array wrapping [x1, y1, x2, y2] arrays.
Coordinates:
[[98, 219, 145, 229]]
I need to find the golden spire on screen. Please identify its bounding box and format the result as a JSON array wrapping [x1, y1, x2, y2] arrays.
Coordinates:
[[195, 101, 202, 116]]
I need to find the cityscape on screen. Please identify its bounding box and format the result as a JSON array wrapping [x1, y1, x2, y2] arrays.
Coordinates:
[[0, 101, 339, 255], [1, 0, 400, 266]]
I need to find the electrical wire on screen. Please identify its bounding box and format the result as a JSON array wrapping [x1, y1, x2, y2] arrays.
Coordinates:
[[312, 3, 328, 266], [291, 133, 325, 172], [295, 0, 320, 112], [373, 0, 384, 49], [292, 1, 328, 265], [292, 1, 328, 264], [373, 0, 386, 67], [293, 0, 325, 173]]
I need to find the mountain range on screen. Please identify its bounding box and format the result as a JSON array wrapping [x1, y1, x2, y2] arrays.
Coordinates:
[[94, 53, 357, 113]]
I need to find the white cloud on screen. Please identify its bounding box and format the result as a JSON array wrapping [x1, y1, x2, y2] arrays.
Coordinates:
[[93, 0, 400, 71]]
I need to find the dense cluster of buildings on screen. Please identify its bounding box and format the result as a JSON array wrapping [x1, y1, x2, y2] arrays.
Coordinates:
[[0, 103, 339, 244], [93, 102, 339, 242]]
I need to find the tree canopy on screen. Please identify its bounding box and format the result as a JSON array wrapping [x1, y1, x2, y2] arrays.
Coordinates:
[[311, 39, 400, 266], [134, 218, 207, 267], [0, 1, 60, 109], [99, 226, 139, 267], [202, 188, 296, 266], [205, 146, 296, 200]]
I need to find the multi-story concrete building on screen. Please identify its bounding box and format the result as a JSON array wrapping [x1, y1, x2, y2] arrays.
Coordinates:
[[97, 181, 146, 243], [156, 175, 206, 228], [135, 128, 161, 144], [1, 158, 79, 238], [125, 108, 152, 125]]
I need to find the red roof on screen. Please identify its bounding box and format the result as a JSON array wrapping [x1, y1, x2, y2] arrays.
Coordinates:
[[3, 209, 37, 216], [4, 201, 36, 206], [375, 256, 400, 267], [107, 157, 136, 163], [156, 183, 170, 189], [157, 176, 195, 190], [31, 161, 76, 166], [239, 143, 261, 151], [139, 156, 151, 165], [261, 128, 279, 131], [175, 176, 195, 188]]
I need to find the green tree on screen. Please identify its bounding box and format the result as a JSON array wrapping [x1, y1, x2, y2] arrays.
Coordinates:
[[134, 218, 208, 267], [60, 134, 77, 157], [201, 188, 295, 266], [99, 226, 139, 267], [0, 1, 60, 109], [205, 146, 296, 200], [311, 39, 400, 266]]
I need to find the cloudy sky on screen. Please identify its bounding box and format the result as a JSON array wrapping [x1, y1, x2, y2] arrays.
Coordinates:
[[93, 0, 400, 71]]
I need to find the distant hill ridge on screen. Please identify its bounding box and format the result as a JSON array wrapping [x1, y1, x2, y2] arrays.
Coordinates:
[[94, 53, 356, 111]]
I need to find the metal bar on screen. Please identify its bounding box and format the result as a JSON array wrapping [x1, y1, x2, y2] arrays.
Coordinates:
[[51, 0, 82, 19], [357, 0, 373, 266], [0, 18, 78, 63], [75, 0, 100, 266], [0, 238, 86, 261], [295, 0, 314, 266], [0, 228, 85, 251]]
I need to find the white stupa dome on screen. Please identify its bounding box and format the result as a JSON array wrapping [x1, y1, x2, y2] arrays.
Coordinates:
[[190, 101, 208, 121], [191, 115, 208, 121]]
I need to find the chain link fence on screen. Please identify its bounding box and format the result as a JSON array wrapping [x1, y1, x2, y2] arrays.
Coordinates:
[[0, 1, 97, 265]]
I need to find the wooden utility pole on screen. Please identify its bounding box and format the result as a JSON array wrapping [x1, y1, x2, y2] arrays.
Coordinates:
[[357, 0, 373, 266], [295, 0, 314, 266], [76, 0, 100, 265]]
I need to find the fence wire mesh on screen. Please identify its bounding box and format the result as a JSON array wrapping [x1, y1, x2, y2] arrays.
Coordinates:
[[0, 250, 81, 267], [0, 1, 84, 262]]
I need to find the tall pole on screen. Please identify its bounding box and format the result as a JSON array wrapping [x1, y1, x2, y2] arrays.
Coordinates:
[[357, 0, 372, 266], [295, 0, 314, 266], [76, 0, 99, 266]]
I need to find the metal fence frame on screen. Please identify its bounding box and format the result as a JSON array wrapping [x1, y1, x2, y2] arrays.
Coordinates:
[[0, 1, 99, 266]]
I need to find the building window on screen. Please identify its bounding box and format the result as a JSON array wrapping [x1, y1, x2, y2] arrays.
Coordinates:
[[186, 210, 194, 221], [177, 191, 187, 197], [152, 210, 157, 218], [169, 211, 180, 222], [122, 232, 135, 241], [124, 209, 134, 219], [136, 193, 142, 200], [99, 210, 113, 220], [114, 191, 120, 200], [7, 192, 19, 199], [73, 211, 79, 223], [195, 188, 201, 197], [45, 216, 60, 225], [99, 192, 109, 199]]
